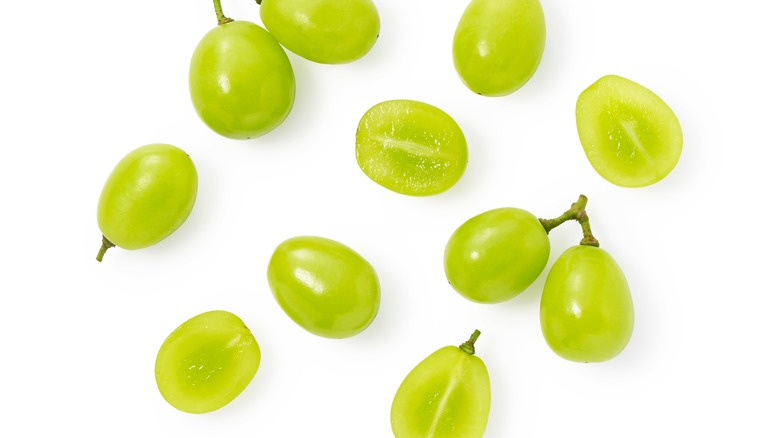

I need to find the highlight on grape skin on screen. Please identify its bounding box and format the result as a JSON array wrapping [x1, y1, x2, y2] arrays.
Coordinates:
[[96, 143, 198, 262], [575, 74, 683, 188], [355, 99, 468, 196], [260, 0, 381, 64]]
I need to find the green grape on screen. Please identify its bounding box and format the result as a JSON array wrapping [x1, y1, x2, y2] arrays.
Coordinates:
[[355, 100, 468, 196], [260, 0, 380, 64], [96, 143, 198, 262], [267, 236, 381, 339], [155, 310, 261, 414], [576, 74, 683, 188], [540, 245, 634, 362], [453, 0, 546, 96], [444, 208, 550, 303], [391, 330, 491, 438], [189, 20, 295, 139]]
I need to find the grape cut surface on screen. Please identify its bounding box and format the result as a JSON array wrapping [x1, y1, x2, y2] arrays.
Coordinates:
[[576, 74, 683, 187], [390, 333, 491, 437], [155, 310, 261, 414], [355, 100, 468, 196]]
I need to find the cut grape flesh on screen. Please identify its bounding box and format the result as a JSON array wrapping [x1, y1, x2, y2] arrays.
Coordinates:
[[355, 100, 468, 196], [576, 75, 683, 188]]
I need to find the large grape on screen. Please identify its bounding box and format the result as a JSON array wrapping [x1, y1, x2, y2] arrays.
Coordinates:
[[267, 236, 381, 339], [190, 20, 295, 139], [260, 0, 380, 64], [540, 245, 634, 362], [444, 207, 550, 303], [453, 0, 546, 96], [96, 143, 198, 261]]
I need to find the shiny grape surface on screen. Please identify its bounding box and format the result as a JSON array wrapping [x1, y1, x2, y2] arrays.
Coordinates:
[[444, 207, 550, 303], [155, 310, 261, 414], [540, 245, 634, 362], [189, 20, 295, 139], [260, 0, 380, 64], [453, 0, 546, 96], [267, 236, 381, 338], [576, 74, 683, 187], [97, 143, 197, 257]]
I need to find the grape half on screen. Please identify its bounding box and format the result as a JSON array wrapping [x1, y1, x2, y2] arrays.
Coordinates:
[[391, 331, 491, 437], [155, 310, 261, 413], [355, 100, 468, 196], [576, 74, 683, 187]]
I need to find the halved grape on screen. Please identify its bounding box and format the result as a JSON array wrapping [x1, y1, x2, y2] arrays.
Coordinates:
[[355, 100, 468, 196], [155, 310, 261, 414], [391, 330, 491, 437], [576, 74, 683, 188]]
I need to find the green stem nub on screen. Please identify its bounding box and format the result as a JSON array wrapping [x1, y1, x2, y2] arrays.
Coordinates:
[[212, 0, 234, 25], [459, 330, 481, 355], [96, 235, 115, 262]]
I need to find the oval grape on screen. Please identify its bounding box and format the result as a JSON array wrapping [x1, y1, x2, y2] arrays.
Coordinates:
[[540, 245, 634, 362], [260, 0, 380, 64], [355, 99, 468, 196], [575, 74, 683, 187], [453, 0, 546, 96], [155, 310, 261, 414], [267, 236, 381, 339], [190, 20, 295, 139], [391, 330, 491, 438], [444, 207, 550, 303], [96, 143, 198, 261]]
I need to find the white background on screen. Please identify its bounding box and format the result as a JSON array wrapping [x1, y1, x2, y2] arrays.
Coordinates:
[[1, 0, 778, 436]]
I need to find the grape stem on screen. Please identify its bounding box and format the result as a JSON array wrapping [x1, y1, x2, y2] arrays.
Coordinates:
[[459, 330, 481, 355], [96, 235, 115, 262], [212, 0, 234, 25], [538, 195, 600, 247]]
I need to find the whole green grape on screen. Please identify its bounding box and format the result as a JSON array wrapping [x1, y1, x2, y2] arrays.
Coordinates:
[[391, 330, 491, 438], [96, 143, 198, 261], [453, 0, 546, 96], [540, 245, 634, 362], [355, 99, 468, 196], [155, 310, 261, 414], [190, 20, 295, 139], [260, 0, 380, 64], [444, 208, 550, 303], [267, 236, 381, 339], [576, 74, 683, 187]]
